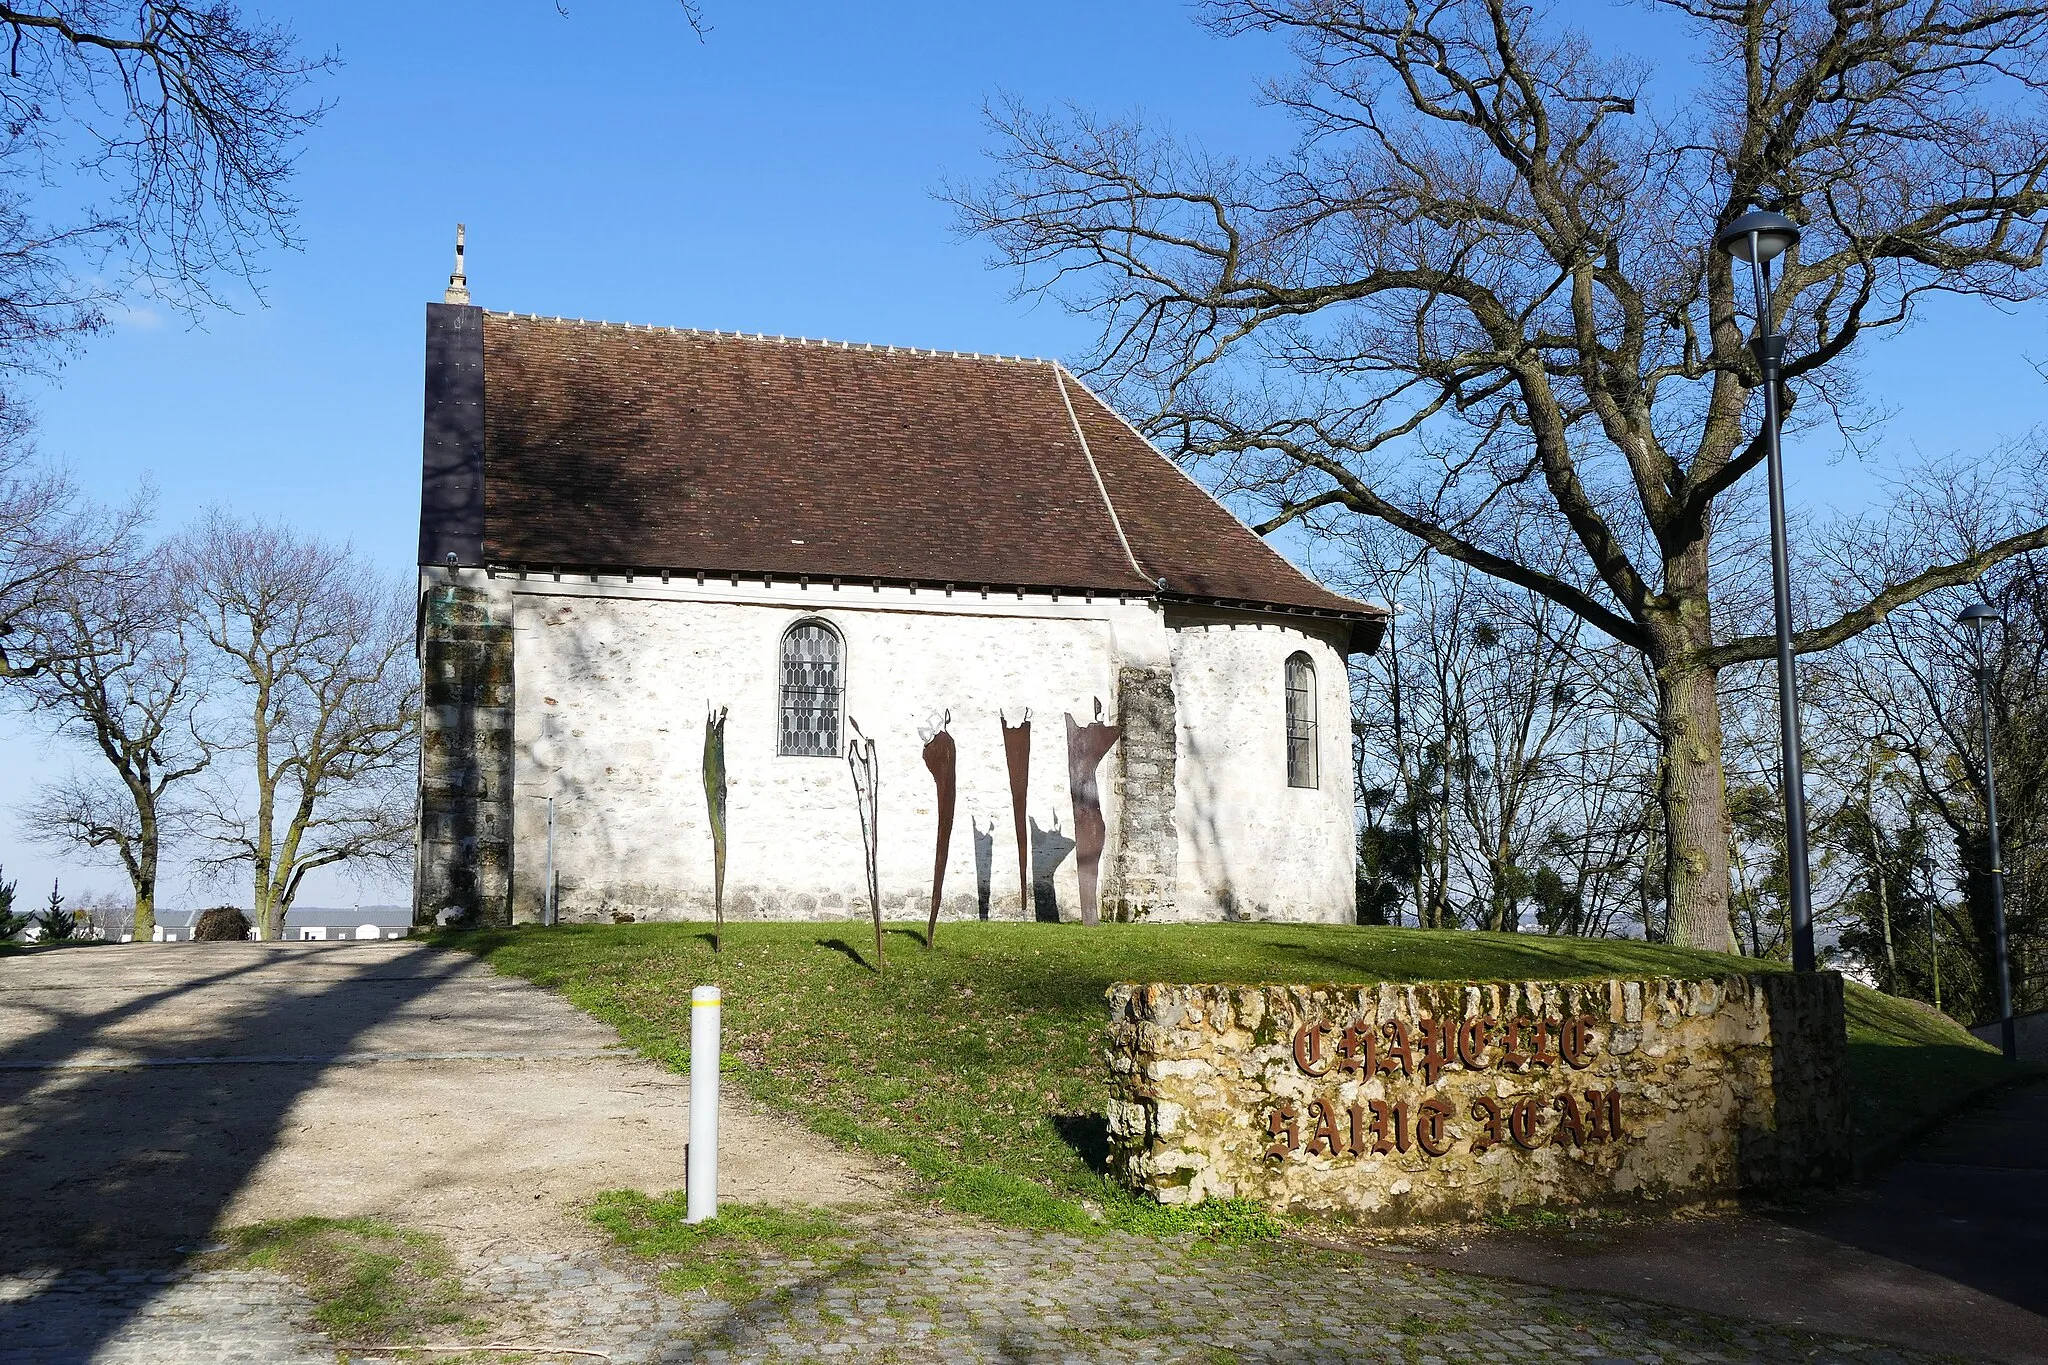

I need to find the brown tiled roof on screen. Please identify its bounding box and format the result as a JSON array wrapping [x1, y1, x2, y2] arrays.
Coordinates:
[[478, 313, 1380, 624]]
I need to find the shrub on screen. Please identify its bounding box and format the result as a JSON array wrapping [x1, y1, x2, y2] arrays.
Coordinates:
[[193, 907, 252, 941]]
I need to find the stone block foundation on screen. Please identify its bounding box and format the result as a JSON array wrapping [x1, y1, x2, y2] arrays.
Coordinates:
[[1104, 974, 1851, 1223]]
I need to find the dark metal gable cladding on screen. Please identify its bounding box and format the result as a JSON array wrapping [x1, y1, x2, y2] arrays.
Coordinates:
[[418, 303, 486, 568]]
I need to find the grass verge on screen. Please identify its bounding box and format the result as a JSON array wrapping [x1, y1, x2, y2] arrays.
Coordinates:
[[451, 920, 2015, 1232], [223, 1216, 481, 1347], [587, 1194, 862, 1305]]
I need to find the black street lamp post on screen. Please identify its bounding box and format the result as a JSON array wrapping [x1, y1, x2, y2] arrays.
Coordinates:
[[1959, 600, 2015, 1062], [1714, 209, 1816, 972]]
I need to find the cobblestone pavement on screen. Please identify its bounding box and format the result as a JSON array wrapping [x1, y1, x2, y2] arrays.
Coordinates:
[[0, 1268, 329, 1364], [0, 1212, 1969, 1364]]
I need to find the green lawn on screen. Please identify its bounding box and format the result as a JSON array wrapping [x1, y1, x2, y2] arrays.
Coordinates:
[[451, 920, 2017, 1232]]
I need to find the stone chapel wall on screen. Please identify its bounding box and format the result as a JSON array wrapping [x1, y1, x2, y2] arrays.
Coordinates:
[[416, 571, 514, 927], [1167, 611, 1356, 923], [507, 580, 1168, 924]]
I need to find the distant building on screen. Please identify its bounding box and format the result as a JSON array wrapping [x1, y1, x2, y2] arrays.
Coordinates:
[[411, 242, 1388, 931], [283, 905, 412, 941], [147, 905, 412, 942]]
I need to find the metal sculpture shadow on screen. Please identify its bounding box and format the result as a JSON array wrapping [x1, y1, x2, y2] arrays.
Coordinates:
[[703, 705, 728, 952], [1001, 709, 1032, 921], [919, 712, 956, 950], [847, 717, 884, 972], [971, 816, 994, 920], [1066, 699, 1122, 928], [1031, 814, 1076, 922]]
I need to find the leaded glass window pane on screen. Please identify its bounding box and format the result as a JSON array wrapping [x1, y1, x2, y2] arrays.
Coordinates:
[[1285, 653, 1318, 788], [779, 622, 843, 757]]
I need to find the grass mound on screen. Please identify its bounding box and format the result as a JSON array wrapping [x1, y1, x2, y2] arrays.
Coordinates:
[[456, 920, 2013, 1232], [225, 1216, 479, 1346], [1842, 985, 2017, 1163]]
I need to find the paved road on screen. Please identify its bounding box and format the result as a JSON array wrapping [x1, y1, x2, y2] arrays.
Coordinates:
[[0, 938, 2028, 1364], [0, 939, 887, 1362], [1379, 1077, 2048, 1365]]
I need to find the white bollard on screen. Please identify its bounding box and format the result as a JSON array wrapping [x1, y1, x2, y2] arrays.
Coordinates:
[[686, 984, 722, 1223]]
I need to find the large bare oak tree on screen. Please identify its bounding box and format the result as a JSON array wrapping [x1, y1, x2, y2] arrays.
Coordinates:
[[181, 513, 416, 940], [956, 0, 2048, 949]]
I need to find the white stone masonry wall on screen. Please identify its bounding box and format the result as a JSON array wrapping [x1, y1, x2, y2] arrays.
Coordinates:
[[510, 580, 1165, 925], [1167, 609, 1355, 923]]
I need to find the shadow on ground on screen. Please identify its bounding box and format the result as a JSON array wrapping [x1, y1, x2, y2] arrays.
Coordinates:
[[1373, 1077, 2048, 1365], [0, 942, 468, 1361]]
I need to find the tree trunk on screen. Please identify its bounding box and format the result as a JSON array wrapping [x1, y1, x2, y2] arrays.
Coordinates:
[[134, 808, 158, 943], [1656, 656, 1737, 953]]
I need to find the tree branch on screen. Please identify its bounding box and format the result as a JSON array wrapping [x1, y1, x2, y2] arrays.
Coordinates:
[[1700, 524, 2048, 669]]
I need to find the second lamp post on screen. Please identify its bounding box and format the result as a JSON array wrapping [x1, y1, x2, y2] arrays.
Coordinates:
[[1715, 209, 1816, 972], [1959, 601, 2016, 1061]]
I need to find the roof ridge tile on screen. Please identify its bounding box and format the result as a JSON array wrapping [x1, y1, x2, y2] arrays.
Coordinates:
[[485, 309, 1047, 365]]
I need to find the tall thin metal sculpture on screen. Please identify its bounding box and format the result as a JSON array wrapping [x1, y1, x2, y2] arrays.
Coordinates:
[[1001, 710, 1032, 921], [1066, 699, 1122, 928], [703, 705, 728, 952], [847, 718, 884, 972], [920, 712, 956, 950]]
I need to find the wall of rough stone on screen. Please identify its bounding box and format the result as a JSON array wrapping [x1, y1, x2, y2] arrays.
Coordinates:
[[416, 571, 515, 927], [1104, 974, 1851, 1223], [1166, 608, 1356, 924], [1107, 664, 1177, 921]]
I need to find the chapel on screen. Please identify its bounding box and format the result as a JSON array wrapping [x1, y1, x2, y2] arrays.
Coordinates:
[[413, 233, 1386, 929]]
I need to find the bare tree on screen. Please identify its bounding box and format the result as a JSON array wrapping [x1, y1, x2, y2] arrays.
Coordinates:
[[0, 455, 146, 678], [13, 530, 209, 940], [180, 513, 417, 940], [0, 2, 331, 316], [1349, 527, 1662, 934], [1807, 464, 2048, 1018], [955, 0, 2048, 950]]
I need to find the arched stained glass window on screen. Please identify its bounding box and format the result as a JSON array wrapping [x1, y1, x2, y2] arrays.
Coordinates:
[[778, 620, 844, 757], [1285, 652, 1318, 788]]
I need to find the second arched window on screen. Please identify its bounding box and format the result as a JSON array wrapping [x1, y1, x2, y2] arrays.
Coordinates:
[[1285, 652, 1318, 788], [778, 621, 843, 756]]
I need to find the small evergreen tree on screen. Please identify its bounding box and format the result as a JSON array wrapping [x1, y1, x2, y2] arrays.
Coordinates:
[[0, 869, 26, 940], [35, 879, 77, 941]]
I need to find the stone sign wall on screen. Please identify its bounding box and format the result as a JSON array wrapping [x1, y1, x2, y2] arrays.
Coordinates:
[[1104, 974, 1851, 1223]]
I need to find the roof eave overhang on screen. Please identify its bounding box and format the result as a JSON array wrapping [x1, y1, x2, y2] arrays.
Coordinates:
[[455, 560, 1389, 649]]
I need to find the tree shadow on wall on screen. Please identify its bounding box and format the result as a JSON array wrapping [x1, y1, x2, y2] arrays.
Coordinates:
[[1031, 817, 1075, 923]]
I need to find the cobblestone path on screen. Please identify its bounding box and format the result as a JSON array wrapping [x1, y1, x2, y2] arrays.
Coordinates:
[[1, 1212, 1962, 1364], [0, 1268, 329, 1364]]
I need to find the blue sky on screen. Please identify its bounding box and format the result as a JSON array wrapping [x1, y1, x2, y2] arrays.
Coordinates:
[[2, 0, 2042, 911]]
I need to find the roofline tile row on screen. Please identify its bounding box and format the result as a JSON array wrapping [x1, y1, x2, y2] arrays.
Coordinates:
[[482, 309, 1049, 365]]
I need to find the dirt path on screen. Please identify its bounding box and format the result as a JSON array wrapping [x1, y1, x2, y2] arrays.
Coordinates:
[[0, 940, 891, 1268]]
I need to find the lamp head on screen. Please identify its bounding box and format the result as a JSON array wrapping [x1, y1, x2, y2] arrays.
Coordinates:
[[1714, 209, 1801, 264], [1958, 600, 2001, 633]]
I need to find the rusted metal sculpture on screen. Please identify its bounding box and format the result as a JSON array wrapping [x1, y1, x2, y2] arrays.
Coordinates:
[[847, 718, 884, 972], [1001, 710, 1032, 921], [1066, 699, 1122, 928], [920, 712, 956, 949], [703, 705, 729, 952]]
